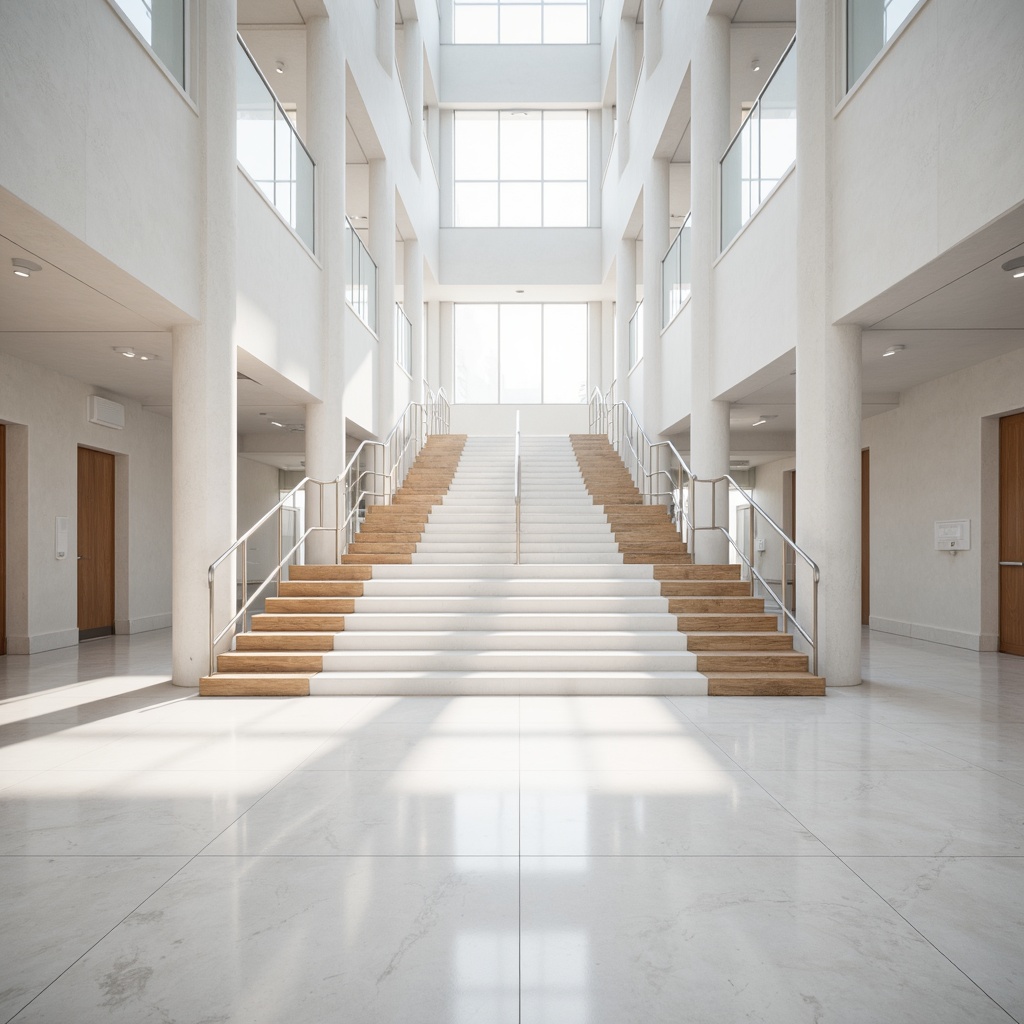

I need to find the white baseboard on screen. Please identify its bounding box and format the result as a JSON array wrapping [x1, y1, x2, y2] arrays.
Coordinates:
[[869, 616, 999, 652], [6, 628, 81, 655], [115, 613, 172, 635]]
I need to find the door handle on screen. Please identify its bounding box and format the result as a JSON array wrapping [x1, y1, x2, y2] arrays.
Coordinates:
[[999, 561, 1024, 567]]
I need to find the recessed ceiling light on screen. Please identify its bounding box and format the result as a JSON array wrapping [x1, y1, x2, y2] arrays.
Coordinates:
[[1001, 256, 1024, 278], [12, 257, 42, 278], [270, 420, 285, 428], [882, 344, 905, 357], [136, 353, 158, 361], [515, 289, 525, 294], [275, 61, 285, 74], [113, 346, 136, 358], [751, 58, 761, 72], [752, 414, 777, 427]]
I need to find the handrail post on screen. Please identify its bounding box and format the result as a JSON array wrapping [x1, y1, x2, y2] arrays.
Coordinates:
[[748, 503, 755, 592], [240, 539, 247, 635]]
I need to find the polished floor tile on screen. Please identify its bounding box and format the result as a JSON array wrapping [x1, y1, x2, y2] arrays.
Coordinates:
[[518, 856, 1015, 1023], [519, 769, 826, 856], [0, 856, 187, 1023], [751, 769, 1024, 855], [9, 856, 520, 1024], [845, 857, 1024, 1021], [2, 627, 1023, 1022], [205, 769, 521, 857], [0, 768, 286, 856]]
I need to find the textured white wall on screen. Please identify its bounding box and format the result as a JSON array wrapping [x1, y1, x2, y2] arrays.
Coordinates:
[[712, 170, 796, 399], [0, 352, 172, 653], [0, 0, 201, 318], [237, 457, 283, 585], [833, 0, 1024, 319], [236, 173, 323, 399], [440, 45, 601, 103], [862, 345, 1024, 650]]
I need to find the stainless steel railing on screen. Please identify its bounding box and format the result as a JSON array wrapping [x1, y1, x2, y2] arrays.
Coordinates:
[[207, 389, 451, 675], [589, 388, 821, 674], [513, 409, 522, 565]]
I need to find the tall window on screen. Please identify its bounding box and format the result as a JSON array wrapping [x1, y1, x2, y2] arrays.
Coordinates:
[[847, 0, 921, 89], [453, 0, 588, 44], [115, 0, 186, 88], [455, 304, 588, 404], [454, 111, 588, 227]]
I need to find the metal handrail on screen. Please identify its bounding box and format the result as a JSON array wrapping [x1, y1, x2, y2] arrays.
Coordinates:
[[208, 399, 450, 674], [513, 409, 522, 565], [589, 388, 820, 675]]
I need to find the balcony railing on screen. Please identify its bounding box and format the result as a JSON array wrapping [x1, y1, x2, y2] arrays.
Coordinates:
[[396, 302, 412, 374], [661, 213, 691, 329], [628, 300, 643, 369], [346, 219, 378, 333], [720, 35, 796, 248], [236, 35, 315, 251]]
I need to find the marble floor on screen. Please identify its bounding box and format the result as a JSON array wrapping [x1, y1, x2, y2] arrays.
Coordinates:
[[0, 629, 1022, 1023]]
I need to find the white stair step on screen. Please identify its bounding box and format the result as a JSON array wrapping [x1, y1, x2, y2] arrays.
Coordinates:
[[310, 670, 709, 696], [411, 551, 624, 564], [344, 612, 676, 630], [354, 596, 667, 613], [331, 629, 688, 651], [369, 563, 652, 579], [362, 579, 659, 597], [321, 649, 697, 672]]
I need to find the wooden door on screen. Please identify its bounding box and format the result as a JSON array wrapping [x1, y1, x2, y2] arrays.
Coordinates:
[[862, 448, 870, 626], [1000, 413, 1024, 656], [0, 424, 5, 656], [78, 447, 115, 640]]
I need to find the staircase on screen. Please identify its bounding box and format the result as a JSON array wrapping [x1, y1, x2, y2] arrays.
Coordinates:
[[201, 433, 824, 696]]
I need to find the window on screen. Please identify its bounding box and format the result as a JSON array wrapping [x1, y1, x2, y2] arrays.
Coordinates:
[[454, 304, 588, 404], [847, 0, 921, 89], [114, 0, 186, 89], [453, 111, 588, 227], [453, 0, 588, 44]]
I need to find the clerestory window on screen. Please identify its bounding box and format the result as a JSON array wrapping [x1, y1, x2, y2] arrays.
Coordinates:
[[453, 111, 588, 227], [453, 0, 588, 44]]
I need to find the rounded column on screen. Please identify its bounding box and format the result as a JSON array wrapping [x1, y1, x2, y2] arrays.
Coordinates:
[[795, 0, 863, 686], [642, 158, 669, 435], [172, 0, 238, 686], [615, 237, 636, 404], [689, 11, 731, 564], [304, 12, 348, 563]]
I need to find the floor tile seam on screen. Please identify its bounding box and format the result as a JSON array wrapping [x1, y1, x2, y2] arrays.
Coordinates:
[[836, 855, 1023, 1023], [853, 719, 1013, 772], [0, 851, 197, 1024]]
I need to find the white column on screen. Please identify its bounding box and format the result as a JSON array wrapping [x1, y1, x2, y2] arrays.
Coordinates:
[[440, 301, 455, 398], [370, 158, 397, 433], [172, 0, 237, 686], [642, 158, 669, 435], [796, 0, 863, 686], [643, 0, 662, 75], [614, 238, 636, 403], [404, 18, 423, 173], [426, 300, 441, 394], [616, 16, 635, 172], [304, 14, 348, 564], [689, 11, 731, 564], [404, 237, 424, 402], [378, 0, 395, 73]]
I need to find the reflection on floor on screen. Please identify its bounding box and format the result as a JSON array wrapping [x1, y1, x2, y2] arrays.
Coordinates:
[[0, 628, 1022, 1023]]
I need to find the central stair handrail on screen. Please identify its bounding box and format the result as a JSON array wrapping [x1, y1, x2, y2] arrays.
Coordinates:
[[513, 409, 522, 565], [589, 387, 820, 675], [207, 398, 450, 675]]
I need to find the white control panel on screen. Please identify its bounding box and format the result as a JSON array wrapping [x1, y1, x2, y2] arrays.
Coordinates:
[[935, 519, 970, 552], [55, 516, 69, 560]]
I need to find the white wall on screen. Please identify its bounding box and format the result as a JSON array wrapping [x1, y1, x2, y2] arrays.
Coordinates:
[[0, 352, 172, 653], [440, 45, 601, 103], [236, 172, 323, 398], [237, 457, 283, 585], [712, 169, 796, 399], [451, 405, 590, 435], [344, 308, 379, 435], [833, 0, 1024, 319], [660, 303, 692, 432], [441, 229, 603, 285], [0, 0, 201, 319], [751, 455, 796, 599], [862, 345, 1024, 651]]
